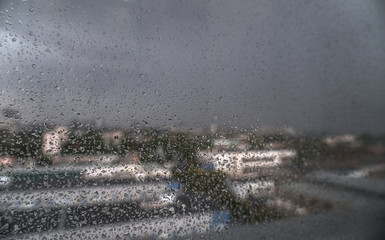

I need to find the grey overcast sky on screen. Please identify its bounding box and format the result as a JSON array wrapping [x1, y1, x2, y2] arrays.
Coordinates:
[[0, 0, 384, 134]]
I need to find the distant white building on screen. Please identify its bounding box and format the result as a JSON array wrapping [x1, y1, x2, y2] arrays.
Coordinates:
[[212, 138, 250, 151], [324, 134, 360, 147], [210, 123, 217, 134], [42, 126, 70, 157], [103, 131, 124, 146], [198, 150, 296, 179], [198, 150, 296, 200]]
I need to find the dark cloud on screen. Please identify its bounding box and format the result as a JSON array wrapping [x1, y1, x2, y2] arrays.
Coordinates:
[[0, 0, 384, 134]]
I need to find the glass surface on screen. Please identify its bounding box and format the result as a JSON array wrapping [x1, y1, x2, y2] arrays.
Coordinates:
[[1, 0, 384, 239]]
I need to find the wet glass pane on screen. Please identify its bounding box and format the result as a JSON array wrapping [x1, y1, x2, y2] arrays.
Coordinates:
[[1, 0, 384, 239]]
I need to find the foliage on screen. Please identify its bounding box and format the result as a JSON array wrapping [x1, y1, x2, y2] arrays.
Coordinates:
[[61, 130, 106, 155], [0, 129, 51, 166], [290, 137, 326, 166], [174, 166, 280, 223]]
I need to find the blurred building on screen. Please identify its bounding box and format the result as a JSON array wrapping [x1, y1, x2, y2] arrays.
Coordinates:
[[210, 123, 217, 134], [212, 137, 250, 151], [198, 150, 296, 179], [103, 130, 124, 146], [324, 134, 360, 147], [42, 126, 70, 158]]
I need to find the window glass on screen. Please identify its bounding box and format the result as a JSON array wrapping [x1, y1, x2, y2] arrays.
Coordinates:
[[1, 0, 384, 239]]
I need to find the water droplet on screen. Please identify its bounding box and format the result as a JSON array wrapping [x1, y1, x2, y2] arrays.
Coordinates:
[[29, 8, 34, 12], [12, 38, 16, 42], [32, 64, 36, 68]]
